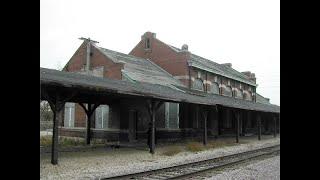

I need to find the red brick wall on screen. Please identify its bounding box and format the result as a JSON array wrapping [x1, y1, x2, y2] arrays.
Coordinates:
[[63, 42, 124, 127], [65, 42, 123, 80], [129, 32, 189, 78]]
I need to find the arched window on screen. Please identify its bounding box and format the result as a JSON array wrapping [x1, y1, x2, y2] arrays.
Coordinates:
[[234, 88, 243, 99], [221, 85, 232, 97], [243, 91, 252, 101], [209, 82, 219, 94], [192, 78, 204, 91]]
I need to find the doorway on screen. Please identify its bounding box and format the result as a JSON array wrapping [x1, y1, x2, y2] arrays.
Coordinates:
[[128, 110, 138, 142]]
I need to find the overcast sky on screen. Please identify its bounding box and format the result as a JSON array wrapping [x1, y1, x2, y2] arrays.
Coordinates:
[[40, 0, 280, 105]]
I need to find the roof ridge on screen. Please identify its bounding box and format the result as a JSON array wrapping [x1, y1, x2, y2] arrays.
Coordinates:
[[94, 44, 151, 62]]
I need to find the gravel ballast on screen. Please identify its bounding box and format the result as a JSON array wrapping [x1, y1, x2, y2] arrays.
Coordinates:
[[40, 136, 280, 180], [206, 155, 280, 180]]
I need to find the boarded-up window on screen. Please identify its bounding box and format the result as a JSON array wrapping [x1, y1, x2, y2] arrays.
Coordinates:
[[234, 89, 243, 99], [165, 102, 179, 129], [95, 105, 109, 129], [192, 78, 204, 91], [92, 66, 104, 77], [209, 83, 219, 94], [243, 91, 252, 101], [64, 103, 75, 127], [221, 85, 232, 97]]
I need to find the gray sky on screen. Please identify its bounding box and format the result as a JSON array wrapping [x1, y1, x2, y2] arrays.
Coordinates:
[[40, 0, 280, 105]]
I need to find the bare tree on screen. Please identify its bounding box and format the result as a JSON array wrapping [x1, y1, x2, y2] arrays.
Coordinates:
[[40, 101, 53, 122]]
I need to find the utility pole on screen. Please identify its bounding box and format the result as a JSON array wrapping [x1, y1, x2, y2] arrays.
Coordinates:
[[79, 37, 99, 75]]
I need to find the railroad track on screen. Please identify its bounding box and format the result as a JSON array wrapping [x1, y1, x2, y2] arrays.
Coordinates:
[[102, 144, 280, 180]]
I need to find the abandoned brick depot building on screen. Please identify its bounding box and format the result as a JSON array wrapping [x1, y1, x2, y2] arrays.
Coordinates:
[[59, 32, 279, 142]]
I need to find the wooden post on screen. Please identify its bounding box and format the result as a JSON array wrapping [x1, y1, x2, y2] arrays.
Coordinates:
[[217, 106, 221, 136], [50, 98, 64, 165], [42, 91, 78, 165], [79, 103, 100, 145], [278, 114, 280, 135], [51, 107, 58, 165], [236, 111, 240, 143], [257, 113, 261, 140], [273, 116, 277, 137], [146, 100, 162, 154], [150, 106, 156, 154], [86, 103, 92, 145], [242, 111, 246, 136], [202, 108, 208, 145]]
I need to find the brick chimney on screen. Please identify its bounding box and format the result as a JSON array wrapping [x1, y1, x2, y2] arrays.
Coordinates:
[[241, 71, 251, 77], [241, 71, 256, 83], [141, 31, 156, 39], [221, 63, 232, 68], [141, 31, 156, 51], [181, 44, 188, 51]]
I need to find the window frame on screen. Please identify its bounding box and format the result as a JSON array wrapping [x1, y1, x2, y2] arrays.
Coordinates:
[[64, 103, 75, 128], [192, 78, 205, 91]]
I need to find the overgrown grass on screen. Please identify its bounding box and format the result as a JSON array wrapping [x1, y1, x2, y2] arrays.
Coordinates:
[[161, 146, 183, 156], [185, 142, 204, 152], [40, 136, 52, 147], [206, 139, 236, 149], [40, 136, 87, 147], [59, 137, 86, 147]]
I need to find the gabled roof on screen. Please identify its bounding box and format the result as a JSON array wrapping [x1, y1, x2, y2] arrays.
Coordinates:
[[167, 44, 256, 86], [93, 44, 184, 88], [40, 68, 280, 113]]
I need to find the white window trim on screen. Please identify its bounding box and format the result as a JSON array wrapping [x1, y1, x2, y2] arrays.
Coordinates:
[[68, 108, 72, 127], [64, 103, 75, 128], [95, 105, 109, 129]]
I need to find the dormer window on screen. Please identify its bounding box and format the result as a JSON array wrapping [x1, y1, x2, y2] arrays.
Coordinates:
[[145, 38, 150, 49]]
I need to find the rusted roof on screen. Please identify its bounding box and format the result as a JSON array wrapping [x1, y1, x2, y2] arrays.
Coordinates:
[[40, 68, 280, 113]]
